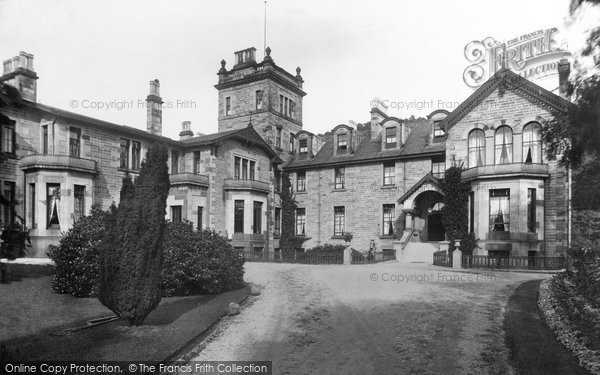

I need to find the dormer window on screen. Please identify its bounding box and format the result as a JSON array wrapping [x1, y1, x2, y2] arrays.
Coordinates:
[[385, 127, 396, 149], [433, 121, 445, 137], [299, 139, 308, 154], [337, 133, 348, 153]]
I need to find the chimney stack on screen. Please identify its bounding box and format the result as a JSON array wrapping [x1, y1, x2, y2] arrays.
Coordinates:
[[0, 51, 38, 102], [370, 98, 388, 140], [179, 121, 193, 140], [558, 59, 572, 100], [146, 79, 163, 135]]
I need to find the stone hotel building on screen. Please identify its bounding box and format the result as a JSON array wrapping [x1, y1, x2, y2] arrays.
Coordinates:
[[0, 48, 571, 259]]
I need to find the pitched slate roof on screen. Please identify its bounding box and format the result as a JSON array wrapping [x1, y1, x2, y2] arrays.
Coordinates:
[[439, 68, 573, 132], [182, 125, 283, 163], [2, 89, 281, 162], [21, 100, 178, 145], [285, 118, 445, 170]]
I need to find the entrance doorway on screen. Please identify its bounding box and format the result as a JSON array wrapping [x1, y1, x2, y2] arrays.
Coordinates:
[[413, 191, 445, 242]]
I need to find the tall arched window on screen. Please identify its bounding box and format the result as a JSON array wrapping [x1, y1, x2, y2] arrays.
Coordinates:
[[495, 126, 513, 164], [468, 129, 486, 167], [522, 122, 542, 163]]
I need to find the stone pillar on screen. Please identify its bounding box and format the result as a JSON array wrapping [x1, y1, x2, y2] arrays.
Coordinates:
[[404, 210, 413, 229], [452, 240, 462, 269], [343, 247, 352, 265]]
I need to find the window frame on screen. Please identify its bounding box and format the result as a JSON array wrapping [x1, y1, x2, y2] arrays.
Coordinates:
[[225, 96, 231, 116], [334, 167, 345, 189], [523, 122, 542, 164], [234, 200, 244, 233], [255, 90, 264, 110], [120, 138, 130, 169], [73, 185, 86, 224], [0, 120, 16, 155], [333, 206, 345, 236], [253, 201, 263, 234], [171, 205, 182, 223], [296, 170, 306, 192], [298, 139, 308, 154], [382, 204, 395, 236], [494, 126, 513, 165], [131, 141, 141, 170], [274, 207, 281, 237], [385, 127, 397, 148], [337, 133, 348, 153], [468, 129, 486, 168], [69, 126, 81, 158], [46, 183, 61, 229], [2, 181, 16, 227], [296, 208, 306, 236], [383, 162, 395, 186], [171, 150, 179, 174], [489, 188, 510, 232]]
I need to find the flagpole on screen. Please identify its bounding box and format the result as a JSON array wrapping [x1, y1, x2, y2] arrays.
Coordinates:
[[264, 1, 267, 57]]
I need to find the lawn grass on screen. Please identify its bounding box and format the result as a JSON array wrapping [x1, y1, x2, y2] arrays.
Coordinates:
[[0, 265, 249, 362]]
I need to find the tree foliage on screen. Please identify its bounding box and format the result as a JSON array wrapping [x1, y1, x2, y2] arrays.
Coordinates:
[[441, 166, 469, 251], [280, 171, 305, 254], [542, 0, 600, 201], [98, 142, 170, 325]]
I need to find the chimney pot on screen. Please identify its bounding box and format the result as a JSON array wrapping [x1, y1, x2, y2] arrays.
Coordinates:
[[558, 59, 572, 100], [146, 79, 163, 135]]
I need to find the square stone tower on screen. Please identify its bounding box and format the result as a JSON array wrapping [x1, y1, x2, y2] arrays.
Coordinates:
[[215, 47, 306, 162]]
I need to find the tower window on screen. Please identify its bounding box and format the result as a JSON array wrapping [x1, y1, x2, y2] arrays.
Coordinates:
[[225, 97, 231, 116], [255, 90, 264, 110]]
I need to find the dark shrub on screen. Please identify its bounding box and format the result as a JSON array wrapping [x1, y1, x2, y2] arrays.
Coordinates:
[[47, 204, 111, 297], [572, 210, 600, 249], [98, 142, 170, 325], [162, 220, 245, 296], [306, 244, 346, 254], [567, 247, 600, 308], [460, 233, 478, 256]]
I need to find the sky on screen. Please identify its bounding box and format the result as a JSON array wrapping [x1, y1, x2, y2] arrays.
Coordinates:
[[0, 0, 591, 140]]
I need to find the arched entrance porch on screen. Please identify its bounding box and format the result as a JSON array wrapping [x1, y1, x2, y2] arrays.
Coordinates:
[[413, 191, 445, 242], [397, 174, 446, 243]]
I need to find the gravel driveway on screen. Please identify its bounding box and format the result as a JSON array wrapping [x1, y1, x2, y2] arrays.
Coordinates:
[[182, 262, 550, 375]]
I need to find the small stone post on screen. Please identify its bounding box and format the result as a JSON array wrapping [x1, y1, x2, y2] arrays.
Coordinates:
[[452, 240, 462, 269], [343, 247, 352, 265]]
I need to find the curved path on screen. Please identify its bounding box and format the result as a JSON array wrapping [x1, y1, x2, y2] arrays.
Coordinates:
[[182, 263, 573, 374], [504, 279, 589, 375]]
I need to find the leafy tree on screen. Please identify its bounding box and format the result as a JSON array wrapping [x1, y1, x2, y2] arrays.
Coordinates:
[[542, 1, 600, 210], [441, 166, 469, 252], [98, 142, 170, 325], [280, 171, 305, 256]]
